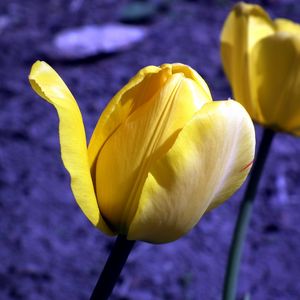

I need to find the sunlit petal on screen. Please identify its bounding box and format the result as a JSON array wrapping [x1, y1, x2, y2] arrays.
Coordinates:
[[168, 63, 212, 101], [128, 100, 255, 243]]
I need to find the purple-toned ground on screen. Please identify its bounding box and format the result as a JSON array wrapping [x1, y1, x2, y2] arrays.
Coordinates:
[[1, 1, 300, 299]]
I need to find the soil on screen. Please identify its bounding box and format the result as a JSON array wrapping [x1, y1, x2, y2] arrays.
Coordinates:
[[1, 0, 300, 299]]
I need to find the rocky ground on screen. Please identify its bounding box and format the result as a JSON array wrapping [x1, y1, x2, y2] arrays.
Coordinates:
[[1, 0, 300, 299]]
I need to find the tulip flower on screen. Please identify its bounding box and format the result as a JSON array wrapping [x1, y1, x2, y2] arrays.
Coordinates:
[[29, 61, 255, 244], [221, 3, 300, 299], [221, 1, 300, 136]]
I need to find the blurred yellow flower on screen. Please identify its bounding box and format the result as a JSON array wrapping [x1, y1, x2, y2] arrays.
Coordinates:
[[29, 61, 255, 243], [221, 2, 300, 136]]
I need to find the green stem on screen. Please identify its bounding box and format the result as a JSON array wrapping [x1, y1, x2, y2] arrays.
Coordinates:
[[90, 235, 135, 300], [222, 127, 275, 300]]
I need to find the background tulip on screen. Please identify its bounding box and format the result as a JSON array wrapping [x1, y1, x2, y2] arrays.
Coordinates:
[[29, 61, 255, 243], [221, 2, 300, 136], [221, 3, 300, 299]]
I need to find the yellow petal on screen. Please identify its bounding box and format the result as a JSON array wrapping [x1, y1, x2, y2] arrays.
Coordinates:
[[88, 65, 162, 173], [169, 63, 212, 101], [88, 64, 212, 177], [249, 33, 300, 135], [29, 61, 113, 235], [220, 2, 275, 121], [275, 18, 300, 35], [95, 70, 211, 234], [128, 100, 255, 243]]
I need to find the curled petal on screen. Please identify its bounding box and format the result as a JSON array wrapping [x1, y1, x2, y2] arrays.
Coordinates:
[[249, 33, 300, 135], [128, 100, 255, 243], [169, 63, 212, 101], [29, 61, 113, 234]]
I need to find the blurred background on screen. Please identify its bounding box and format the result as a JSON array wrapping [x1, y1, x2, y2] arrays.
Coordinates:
[[1, 0, 300, 299]]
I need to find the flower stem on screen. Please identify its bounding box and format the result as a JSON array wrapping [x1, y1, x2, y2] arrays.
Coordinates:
[[90, 235, 135, 300], [222, 127, 275, 300]]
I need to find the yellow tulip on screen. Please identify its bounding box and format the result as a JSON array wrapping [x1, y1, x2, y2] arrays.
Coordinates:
[[29, 61, 255, 243], [221, 2, 300, 136]]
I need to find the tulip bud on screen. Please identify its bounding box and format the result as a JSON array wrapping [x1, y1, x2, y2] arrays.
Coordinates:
[[221, 2, 300, 136], [29, 61, 255, 243]]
